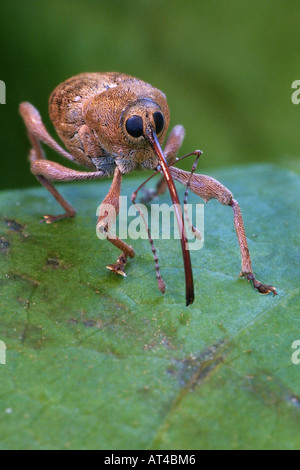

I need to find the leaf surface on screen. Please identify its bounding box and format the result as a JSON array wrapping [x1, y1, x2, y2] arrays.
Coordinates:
[[0, 164, 299, 450]]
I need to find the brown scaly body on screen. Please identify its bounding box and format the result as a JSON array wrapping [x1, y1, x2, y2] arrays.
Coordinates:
[[19, 72, 277, 304]]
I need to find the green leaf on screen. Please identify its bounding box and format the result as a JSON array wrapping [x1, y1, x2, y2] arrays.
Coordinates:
[[0, 164, 299, 450]]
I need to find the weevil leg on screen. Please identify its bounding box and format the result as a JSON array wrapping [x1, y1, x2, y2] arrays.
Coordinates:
[[170, 167, 277, 296], [30, 158, 104, 223], [182, 150, 203, 240], [97, 167, 135, 277], [20, 102, 105, 223], [19, 102, 78, 164], [130, 190, 166, 295]]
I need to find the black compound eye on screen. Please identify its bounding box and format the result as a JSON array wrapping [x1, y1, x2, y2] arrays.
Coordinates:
[[125, 115, 144, 138], [153, 111, 164, 134]]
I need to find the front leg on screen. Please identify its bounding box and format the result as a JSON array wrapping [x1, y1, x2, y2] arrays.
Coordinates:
[[229, 198, 276, 294], [170, 167, 277, 295], [97, 167, 135, 276], [30, 157, 104, 223]]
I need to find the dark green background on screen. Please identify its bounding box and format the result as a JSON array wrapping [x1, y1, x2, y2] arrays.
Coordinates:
[[0, 0, 300, 190]]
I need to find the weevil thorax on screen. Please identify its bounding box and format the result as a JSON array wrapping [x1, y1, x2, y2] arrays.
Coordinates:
[[82, 80, 170, 173]]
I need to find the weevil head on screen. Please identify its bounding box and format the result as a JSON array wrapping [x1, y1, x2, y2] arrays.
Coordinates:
[[83, 84, 170, 173]]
